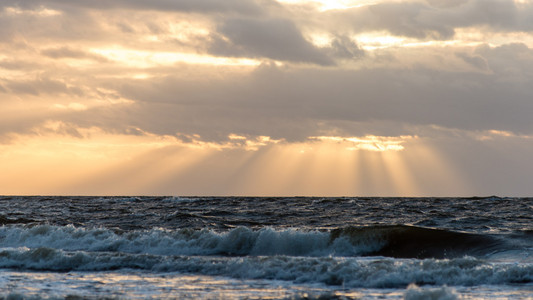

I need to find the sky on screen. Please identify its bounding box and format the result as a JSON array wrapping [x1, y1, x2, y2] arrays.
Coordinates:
[[1, 0, 533, 196]]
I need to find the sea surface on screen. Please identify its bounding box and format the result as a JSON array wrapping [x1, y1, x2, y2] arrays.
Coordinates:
[[0, 196, 532, 299]]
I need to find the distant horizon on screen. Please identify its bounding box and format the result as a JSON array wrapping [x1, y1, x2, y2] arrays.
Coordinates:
[[2, 194, 528, 198]]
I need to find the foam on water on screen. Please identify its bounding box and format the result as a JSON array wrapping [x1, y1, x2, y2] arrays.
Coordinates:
[[2, 224, 523, 260], [0, 225, 366, 257], [0, 246, 532, 288]]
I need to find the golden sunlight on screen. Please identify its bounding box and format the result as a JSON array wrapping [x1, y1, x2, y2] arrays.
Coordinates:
[[355, 33, 407, 50], [277, 0, 377, 11], [0, 128, 467, 196], [309, 135, 414, 152], [90, 48, 262, 67]]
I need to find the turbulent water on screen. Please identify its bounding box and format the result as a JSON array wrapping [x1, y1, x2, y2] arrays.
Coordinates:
[[0, 196, 532, 299]]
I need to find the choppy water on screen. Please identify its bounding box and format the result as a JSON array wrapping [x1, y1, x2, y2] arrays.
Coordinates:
[[0, 196, 532, 299]]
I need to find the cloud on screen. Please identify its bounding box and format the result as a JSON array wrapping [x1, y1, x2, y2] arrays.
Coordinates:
[[0, 58, 44, 71], [104, 42, 533, 143], [2, 0, 533, 143], [327, 2, 456, 40], [324, 0, 533, 40], [0, 4, 106, 43], [326, 35, 365, 60], [32, 120, 84, 138], [41, 46, 108, 62], [455, 52, 489, 71], [425, 0, 468, 8], [475, 43, 533, 76], [209, 17, 334, 65], [366, 2, 455, 39], [1, 0, 268, 15], [4, 77, 70, 96]]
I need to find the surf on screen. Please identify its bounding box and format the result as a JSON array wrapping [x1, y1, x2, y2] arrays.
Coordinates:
[[0, 224, 526, 260]]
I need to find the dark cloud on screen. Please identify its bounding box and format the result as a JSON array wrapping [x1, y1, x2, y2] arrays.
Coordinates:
[[209, 17, 334, 65]]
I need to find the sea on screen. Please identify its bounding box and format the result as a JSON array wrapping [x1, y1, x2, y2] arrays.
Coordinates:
[[0, 196, 532, 299]]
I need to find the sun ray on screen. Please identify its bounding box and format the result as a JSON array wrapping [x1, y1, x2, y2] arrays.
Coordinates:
[[0, 126, 466, 196]]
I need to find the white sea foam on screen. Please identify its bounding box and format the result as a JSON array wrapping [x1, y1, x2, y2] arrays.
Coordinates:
[[0, 246, 532, 288], [0, 225, 362, 257]]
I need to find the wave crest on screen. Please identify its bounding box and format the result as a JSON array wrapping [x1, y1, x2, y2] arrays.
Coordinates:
[[0, 224, 517, 259], [0, 225, 347, 257], [331, 225, 504, 258]]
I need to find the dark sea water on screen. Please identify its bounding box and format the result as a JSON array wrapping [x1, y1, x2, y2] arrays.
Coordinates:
[[0, 196, 532, 299]]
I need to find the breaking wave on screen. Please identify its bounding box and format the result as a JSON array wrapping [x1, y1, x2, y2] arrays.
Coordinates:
[[0, 224, 531, 288], [0, 224, 521, 259], [0, 247, 532, 288]]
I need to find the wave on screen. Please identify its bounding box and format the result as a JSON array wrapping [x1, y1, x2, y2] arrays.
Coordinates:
[[0, 247, 531, 288], [0, 224, 523, 259], [0, 215, 35, 225], [0, 224, 532, 288], [330, 225, 506, 259], [0, 225, 341, 257]]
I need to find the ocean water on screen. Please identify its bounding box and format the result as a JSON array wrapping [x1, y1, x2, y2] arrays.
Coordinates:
[[0, 196, 532, 299]]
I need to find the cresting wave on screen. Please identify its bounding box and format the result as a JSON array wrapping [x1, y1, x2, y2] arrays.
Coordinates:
[[0, 225, 337, 257], [0, 224, 519, 258], [331, 225, 506, 259]]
